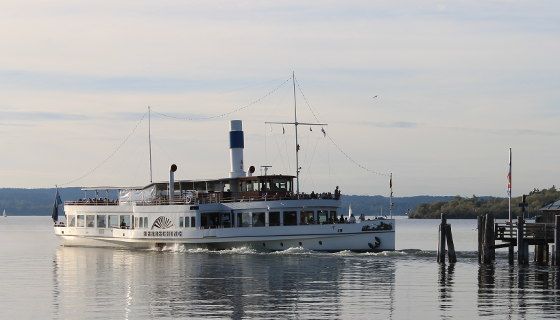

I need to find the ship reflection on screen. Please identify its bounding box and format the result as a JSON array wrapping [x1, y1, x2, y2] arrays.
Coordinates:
[[477, 261, 560, 317], [52, 247, 397, 319]]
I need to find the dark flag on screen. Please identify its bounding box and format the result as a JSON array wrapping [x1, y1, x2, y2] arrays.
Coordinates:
[[52, 188, 62, 223]]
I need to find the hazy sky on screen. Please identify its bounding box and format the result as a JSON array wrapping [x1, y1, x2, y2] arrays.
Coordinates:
[[1, 1, 558, 199]]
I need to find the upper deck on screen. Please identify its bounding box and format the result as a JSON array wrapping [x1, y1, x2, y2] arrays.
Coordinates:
[[66, 175, 341, 206]]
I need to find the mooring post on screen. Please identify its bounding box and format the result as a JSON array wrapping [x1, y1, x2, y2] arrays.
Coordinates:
[[445, 223, 457, 263], [554, 215, 560, 266], [483, 213, 495, 263], [438, 213, 447, 263], [477, 215, 484, 263], [517, 216, 527, 265]]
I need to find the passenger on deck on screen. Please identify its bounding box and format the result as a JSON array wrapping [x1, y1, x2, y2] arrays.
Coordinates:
[[349, 214, 356, 223], [334, 186, 341, 200], [120, 218, 126, 229], [339, 214, 345, 223]]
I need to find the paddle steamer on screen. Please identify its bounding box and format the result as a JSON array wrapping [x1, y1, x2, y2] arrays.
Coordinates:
[[54, 119, 395, 251]]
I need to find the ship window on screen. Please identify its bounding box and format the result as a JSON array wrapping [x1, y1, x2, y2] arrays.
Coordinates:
[[220, 212, 232, 228], [318, 210, 328, 224], [86, 215, 95, 227], [144, 217, 149, 228], [301, 211, 314, 225], [237, 212, 251, 227], [201, 212, 220, 229], [269, 212, 280, 226], [283, 211, 297, 226], [190, 216, 195, 228], [97, 215, 106, 228], [179, 217, 184, 228], [120, 215, 131, 228], [68, 215, 76, 227], [109, 215, 119, 228], [330, 211, 337, 221], [77, 215, 85, 227], [252, 212, 265, 227], [184, 216, 190, 228]]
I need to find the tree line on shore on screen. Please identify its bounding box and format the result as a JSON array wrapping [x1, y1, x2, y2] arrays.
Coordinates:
[[409, 186, 560, 219]]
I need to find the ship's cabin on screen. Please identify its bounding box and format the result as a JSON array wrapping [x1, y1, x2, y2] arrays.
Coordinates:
[[144, 175, 297, 204]]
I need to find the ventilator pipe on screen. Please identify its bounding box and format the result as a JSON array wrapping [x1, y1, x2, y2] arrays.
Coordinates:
[[169, 164, 177, 204]]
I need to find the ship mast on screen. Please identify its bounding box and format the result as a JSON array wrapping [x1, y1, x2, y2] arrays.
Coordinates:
[[266, 72, 327, 196]]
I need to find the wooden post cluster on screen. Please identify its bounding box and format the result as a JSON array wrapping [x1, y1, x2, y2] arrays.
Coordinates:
[[438, 213, 457, 264]]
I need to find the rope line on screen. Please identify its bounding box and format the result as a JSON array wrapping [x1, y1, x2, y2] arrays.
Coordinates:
[[295, 77, 389, 177], [154, 77, 291, 121], [59, 111, 148, 186]]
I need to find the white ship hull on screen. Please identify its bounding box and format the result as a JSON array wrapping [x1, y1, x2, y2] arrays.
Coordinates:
[[54, 199, 395, 252]]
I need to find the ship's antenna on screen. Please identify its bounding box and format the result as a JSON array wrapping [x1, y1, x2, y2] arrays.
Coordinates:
[[148, 106, 153, 183]]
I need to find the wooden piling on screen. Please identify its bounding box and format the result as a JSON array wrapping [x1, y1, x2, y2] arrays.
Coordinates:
[[438, 213, 447, 263], [517, 216, 528, 265], [477, 215, 483, 263], [554, 215, 560, 266], [481, 213, 495, 263], [445, 223, 457, 263]]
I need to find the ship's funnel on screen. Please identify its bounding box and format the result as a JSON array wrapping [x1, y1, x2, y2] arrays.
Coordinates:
[[229, 120, 245, 178]]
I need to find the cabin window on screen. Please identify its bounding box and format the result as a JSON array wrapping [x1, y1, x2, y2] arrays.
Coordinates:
[[109, 215, 119, 228], [68, 215, 76, 227], [201, 212, 220, 229], [144, 217, 149, 228], [190, 216, 195, 228], [120, 215, 131, 228], [300, 211, 314, 225], [252, 212, 265, 227], [269, 212, 280, 226], [97, 215, 107, 228], [330, 211, 338, 222], [220, 212, 232, 228], [318, 210, 328, 224], [237, 212, 251, 227], [77, 215, 85, 227], [184, 216, 190, 228], [283, 211, 297, 226], [86, 215, 95, 228], [179, 217, 184, 228]]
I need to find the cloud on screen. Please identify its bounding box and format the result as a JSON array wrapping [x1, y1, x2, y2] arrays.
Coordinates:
[[358, 121, 421, 129], [0, 110, 89, 122]]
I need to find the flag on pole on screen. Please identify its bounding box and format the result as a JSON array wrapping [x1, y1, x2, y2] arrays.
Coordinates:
[[51, 187, 62, 223]]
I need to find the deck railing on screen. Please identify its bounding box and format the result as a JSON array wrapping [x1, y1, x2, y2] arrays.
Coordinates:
[[495, 222, 555, 242]]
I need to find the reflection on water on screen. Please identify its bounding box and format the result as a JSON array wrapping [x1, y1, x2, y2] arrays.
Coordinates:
[[52, 248, 398, 319], [477, 261, 560, 319], [438, 263, 455, 315], [2, 218, 560, 319]]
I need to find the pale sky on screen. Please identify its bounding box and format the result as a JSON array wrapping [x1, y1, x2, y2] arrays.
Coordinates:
[[0, 0, 558, 198]]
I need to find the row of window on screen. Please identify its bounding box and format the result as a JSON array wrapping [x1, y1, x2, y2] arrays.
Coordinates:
[[198, 210, 338, 229], [67, 215, 145, 229], [66, 209, 338, 230]]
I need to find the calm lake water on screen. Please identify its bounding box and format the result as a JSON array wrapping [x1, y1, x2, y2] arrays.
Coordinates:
[[1, 216, 559, 319]]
